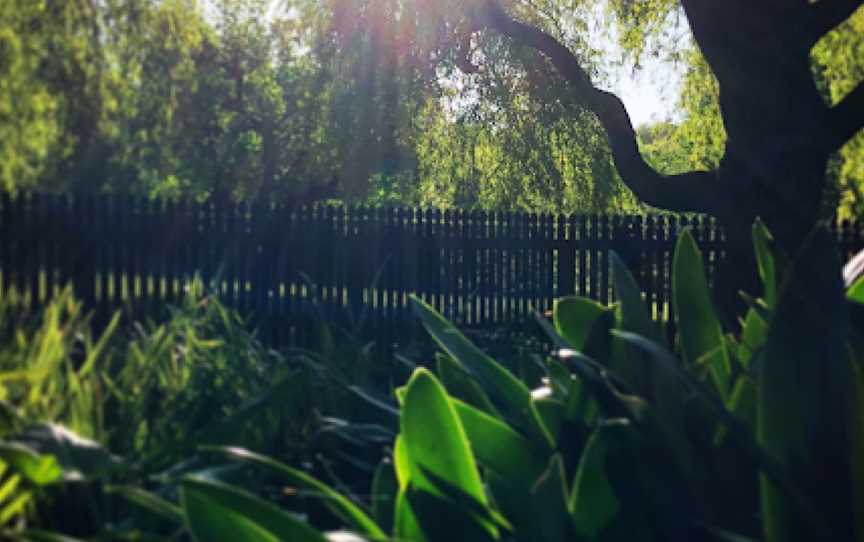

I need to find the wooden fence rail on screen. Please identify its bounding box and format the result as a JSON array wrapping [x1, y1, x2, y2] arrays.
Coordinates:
[[1, 193, 862, 347]]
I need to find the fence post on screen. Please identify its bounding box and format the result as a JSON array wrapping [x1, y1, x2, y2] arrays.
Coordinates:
[[557, 214, 576, 298]]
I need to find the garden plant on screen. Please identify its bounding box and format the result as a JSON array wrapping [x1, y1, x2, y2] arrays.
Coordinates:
[[0, 222, 859, 541]]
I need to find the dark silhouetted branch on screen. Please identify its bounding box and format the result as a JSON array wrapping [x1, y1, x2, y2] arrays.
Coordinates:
[[827, 82, 864, 152], [471, 0, 725, 215]]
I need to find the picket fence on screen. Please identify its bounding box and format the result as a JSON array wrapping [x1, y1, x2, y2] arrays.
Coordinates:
[[1, 192, 861, 347]]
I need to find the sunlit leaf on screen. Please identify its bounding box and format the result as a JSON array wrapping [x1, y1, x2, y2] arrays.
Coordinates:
[[204, 446, 385, 539], [181, 475, 326, 542], [410, 297, 545, 443], [673, 229, 731, 398]]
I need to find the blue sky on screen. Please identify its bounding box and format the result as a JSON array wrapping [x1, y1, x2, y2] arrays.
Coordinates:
[[609, 57, 682, 127]]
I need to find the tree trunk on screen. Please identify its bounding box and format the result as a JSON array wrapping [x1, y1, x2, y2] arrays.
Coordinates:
[[473, 0, 862, 319]]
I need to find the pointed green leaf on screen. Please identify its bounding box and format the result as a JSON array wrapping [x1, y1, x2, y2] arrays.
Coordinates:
[[545, 357, 573, 399], [532, 397, 564, 445], [752, 219, 777, 308], [738, 308, 768, 364], [405, 485, 497, 542], [531, 455, 573, 542], [673, 229, 731, 398], [610, 252, 660, 342], [393, 435, 411, 490], [759, 229, 846, 541], [394, 488, 424, 542], [204, 446, 385, 540], [400, 368, 486, 505], [570, 425, 623, 539], [452, 398, 546, 487], [553, 297, 609, 351], [848, 276, 864, 303], [436, 353, 500, 418], [410, 297, 541, 440], [107, 484, 184, 524], [181, 476, 327, 542]]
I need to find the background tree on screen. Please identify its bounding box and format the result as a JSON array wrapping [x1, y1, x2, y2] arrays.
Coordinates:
[[374, 0, 864, 301]]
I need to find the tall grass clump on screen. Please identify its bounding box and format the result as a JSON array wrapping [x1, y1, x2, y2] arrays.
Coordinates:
[[0, 283, 319, 536]]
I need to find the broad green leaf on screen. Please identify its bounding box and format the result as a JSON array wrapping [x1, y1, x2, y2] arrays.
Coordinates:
[[405, 485, 497, 542], [78, 311, 121, 377], [758, 229, 846, 541], [553, 297, 609, 350], [609, 252, 660, 343], [752, 219, 777, 308], [563, 375, 597, 425], [531, 397, 564, 445], [436, 354, 500, 418], [673, 229, 731, 399], [417, 468, 511, 532], [610, 251, 681, 415], [107, 484, 184, 524], [394, 385, 407, 406], [204, 446, 385, 540], [0, 444, 62, 486], [394, 488, 424, 542], [393, 436, 411, 490], [848, 276, 864, 303], [181, 476, 326, 542], [452, 398, 546, 486], [531, 455, 573, 542], [727, 377, 757, 431], [545, 358, 572, 399], [612, 330, 765, 453], [738, 308, 768, 364], [410, 297, 543, 441], [536, 315, 635, 420], [570, 425, 622, 539], [400, 368, 486, 506]]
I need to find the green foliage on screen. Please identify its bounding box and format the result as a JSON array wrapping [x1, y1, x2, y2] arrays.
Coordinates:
[[639, 7, 864, 220], [0, 283, 318, 534], [0, 226, 861, 540], [636, 49, 725, 177], [0, 0, 652, 214], [812, 7, 864, 220], [2, 220, 855, 542]]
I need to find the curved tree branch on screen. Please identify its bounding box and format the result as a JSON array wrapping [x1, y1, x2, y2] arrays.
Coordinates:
[[826, 81, 864, 152], [471, 0, 726, 215]]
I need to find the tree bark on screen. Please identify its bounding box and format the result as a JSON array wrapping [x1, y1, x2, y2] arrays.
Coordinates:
[[473, 0, 727, 217], [470, 0, 864, 317]]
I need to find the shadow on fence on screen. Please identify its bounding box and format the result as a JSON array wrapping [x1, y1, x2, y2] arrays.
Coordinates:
[[2, 192, 862, 348]]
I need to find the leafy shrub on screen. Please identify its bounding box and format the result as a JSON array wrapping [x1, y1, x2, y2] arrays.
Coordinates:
[[0, 285, 317, 535], [2, 223, 863, 542]]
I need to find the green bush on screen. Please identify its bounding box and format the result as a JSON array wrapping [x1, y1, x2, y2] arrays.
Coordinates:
[[0, 285, 317, 535], [2, 223, 863, 542]]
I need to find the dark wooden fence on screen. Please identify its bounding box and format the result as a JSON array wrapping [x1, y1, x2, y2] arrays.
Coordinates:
[[1, 193, 862, 346]]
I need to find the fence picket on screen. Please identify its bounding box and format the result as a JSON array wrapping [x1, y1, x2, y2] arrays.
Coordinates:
[[3, 192, 862, 348]]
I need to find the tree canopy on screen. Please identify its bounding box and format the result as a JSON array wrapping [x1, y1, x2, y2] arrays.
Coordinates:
[[1, 0, 862, 231]]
